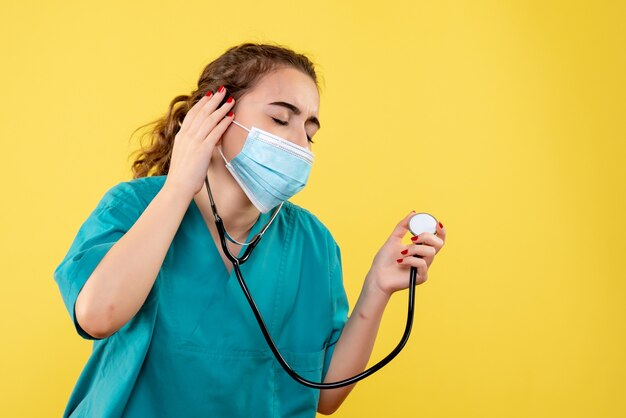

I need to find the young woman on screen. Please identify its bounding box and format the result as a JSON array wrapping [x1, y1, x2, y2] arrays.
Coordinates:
[[54, 42, 446, 417]]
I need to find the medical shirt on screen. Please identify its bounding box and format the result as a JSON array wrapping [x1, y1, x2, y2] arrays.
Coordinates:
[[53, 175, 350, 418]]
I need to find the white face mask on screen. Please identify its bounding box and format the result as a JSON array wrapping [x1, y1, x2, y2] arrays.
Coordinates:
[[218, 119, 314, 213]]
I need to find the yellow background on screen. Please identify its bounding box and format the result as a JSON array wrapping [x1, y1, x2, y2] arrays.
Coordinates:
[[1, 0, 624, 416]]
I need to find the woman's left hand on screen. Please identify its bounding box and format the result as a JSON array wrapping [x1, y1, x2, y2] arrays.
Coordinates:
[[368, 211, 446, 297]]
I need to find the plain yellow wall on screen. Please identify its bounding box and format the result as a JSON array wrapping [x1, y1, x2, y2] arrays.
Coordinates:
[[1, 1, 625, 416]]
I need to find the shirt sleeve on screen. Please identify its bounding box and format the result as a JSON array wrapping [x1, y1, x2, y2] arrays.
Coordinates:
[[53, 184, 142, 340], [321, 241, 350, 381]]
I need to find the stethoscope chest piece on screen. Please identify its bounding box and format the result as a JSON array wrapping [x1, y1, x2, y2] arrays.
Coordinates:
[[409, 212, 438, 236]]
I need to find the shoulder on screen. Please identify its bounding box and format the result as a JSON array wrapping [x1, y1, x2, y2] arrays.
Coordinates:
[[282, 201, 338, 249], [96, 175, 167, 212], [91, 175, 168, 223]]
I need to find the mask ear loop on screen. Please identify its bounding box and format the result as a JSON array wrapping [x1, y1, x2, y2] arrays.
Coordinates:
[[218, 119, 250, 164], [231, 119, 250, 132]]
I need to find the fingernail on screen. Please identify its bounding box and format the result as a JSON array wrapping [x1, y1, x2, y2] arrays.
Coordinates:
[[218, 85, 225, 93], [401, 249, 408, 255], [438, 222, 443, 229], [226, 96, 233, 103], [227, 111, 234, 117], [205, 90, 213, 97], [396, 258, 403, 263], [411, 235, 419, 242]]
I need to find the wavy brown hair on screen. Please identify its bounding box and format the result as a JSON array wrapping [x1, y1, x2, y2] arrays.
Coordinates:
[[128, 42, 321, 178]]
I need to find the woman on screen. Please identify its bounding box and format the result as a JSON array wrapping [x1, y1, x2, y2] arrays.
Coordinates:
[[54, 42, 446, 417]]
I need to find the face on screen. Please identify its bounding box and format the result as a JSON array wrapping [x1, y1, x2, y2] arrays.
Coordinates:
[[215, 66, 320, 163]]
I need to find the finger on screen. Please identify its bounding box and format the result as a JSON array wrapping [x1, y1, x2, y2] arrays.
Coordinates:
[[203, 111, 235, 148], [181, 90, 217, 131], [435, 220, 446, 243], [196, 97, 235, 143], [399, 243, 436, 259], [390, 210, 416, 240], [396, 256, 428, 282], [412, 232, 444, 250], [189, 86, 229, 134]]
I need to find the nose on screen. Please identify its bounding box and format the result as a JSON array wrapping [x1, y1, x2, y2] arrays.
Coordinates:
[[294, 127, 310, 150]]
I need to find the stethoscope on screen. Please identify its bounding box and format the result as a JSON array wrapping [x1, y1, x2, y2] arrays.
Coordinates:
[[204, 175, 439, 389]]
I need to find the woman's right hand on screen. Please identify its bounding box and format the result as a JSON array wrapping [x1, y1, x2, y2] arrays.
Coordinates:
[[164, 86, 235, 200]]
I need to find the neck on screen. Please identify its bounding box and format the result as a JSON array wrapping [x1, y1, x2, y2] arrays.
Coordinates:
[[194, 148, 260, 241]]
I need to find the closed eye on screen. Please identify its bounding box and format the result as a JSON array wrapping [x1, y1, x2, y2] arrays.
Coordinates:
[[271, 117, 314, 144]]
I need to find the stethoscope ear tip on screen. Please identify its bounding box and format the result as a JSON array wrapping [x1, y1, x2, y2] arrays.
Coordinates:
[[409, 212, 438, 236]]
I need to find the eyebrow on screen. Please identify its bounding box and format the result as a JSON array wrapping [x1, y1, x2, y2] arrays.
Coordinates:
[[268, 101, 321, 129]]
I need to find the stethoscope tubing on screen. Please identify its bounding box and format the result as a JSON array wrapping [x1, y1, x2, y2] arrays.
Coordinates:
[[205, 176, 417, 389]]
